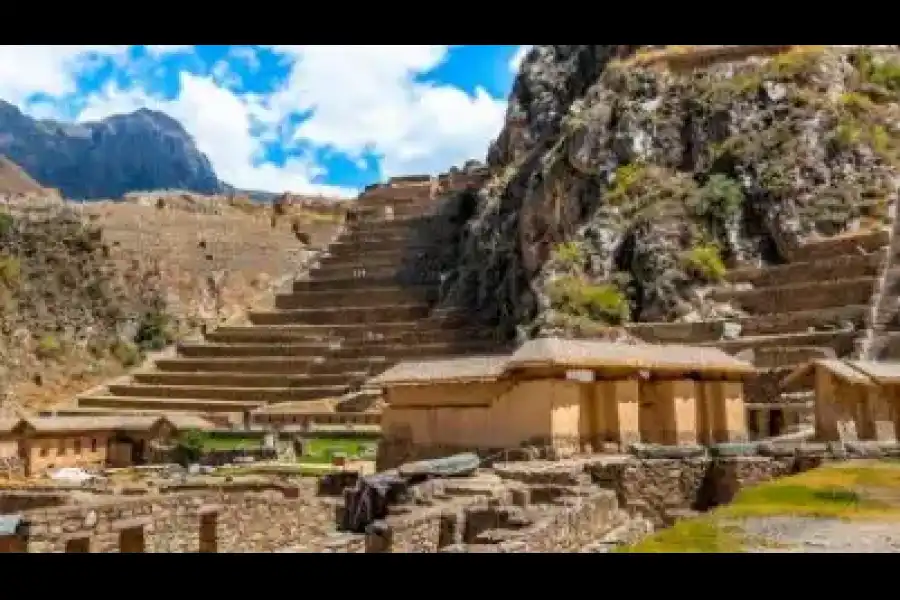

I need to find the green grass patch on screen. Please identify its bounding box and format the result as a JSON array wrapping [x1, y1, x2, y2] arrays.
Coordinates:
[[301, 437, 377, 463], [719, 460, 900, 520], [617, 519, 747, 553], [618, 460, 900, 553]]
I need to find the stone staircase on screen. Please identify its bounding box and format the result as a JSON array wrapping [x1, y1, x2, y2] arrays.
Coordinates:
[[628, 227, 894, 437], [74, 174, 508, 427]]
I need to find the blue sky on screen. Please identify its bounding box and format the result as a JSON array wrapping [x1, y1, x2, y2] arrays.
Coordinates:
[[0, 45, 531, 197]]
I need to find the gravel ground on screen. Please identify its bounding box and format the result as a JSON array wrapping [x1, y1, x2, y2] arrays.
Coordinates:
[[736, 517, 900, 553]]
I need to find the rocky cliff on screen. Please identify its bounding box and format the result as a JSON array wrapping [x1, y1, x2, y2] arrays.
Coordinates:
[[439, 45, 900, 339], [0, 101, 224, 199]]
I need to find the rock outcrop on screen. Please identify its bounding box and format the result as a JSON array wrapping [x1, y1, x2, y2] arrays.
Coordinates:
[[440, 45, 900, 339]]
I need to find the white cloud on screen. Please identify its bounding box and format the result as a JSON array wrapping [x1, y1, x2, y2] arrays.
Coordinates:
[[259, 45, 506, 177], [0, 45, 128, 104], [228, 46, 261, 72], [143, 45, 194, 58], [509, 45, 533, 74], [0, 45, 512, 197]]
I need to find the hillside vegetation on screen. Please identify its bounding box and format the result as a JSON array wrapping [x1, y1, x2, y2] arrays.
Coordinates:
[[0, 189, 344, 412], [438, 45, 900, 339]]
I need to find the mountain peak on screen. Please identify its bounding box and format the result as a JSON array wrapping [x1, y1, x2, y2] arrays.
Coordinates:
[[0, 104, 225, 199]]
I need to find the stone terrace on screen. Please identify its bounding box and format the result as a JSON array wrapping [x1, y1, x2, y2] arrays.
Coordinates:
[[74, 171, 509, 427], [628, 225, 899, 438]]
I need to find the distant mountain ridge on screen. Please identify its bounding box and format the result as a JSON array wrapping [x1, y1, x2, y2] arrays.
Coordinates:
[[0, 100, 229, 200]]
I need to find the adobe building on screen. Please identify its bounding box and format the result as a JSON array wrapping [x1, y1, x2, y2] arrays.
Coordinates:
[[783, 359, 900, 443], [372, 338, 754, 469], [0, 414, 214, 478], [250, 398, 381, 431]]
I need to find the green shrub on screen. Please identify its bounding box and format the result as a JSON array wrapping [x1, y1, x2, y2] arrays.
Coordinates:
[[0, 212, 13, 237], [547, 275, 630, 325], [839, 91, 876, 115], [691, 174, 744, 222], [35, 334, 63, 360], [551, 241, 584, 270], [0, 256, 20, 288], [606, 163, 646, 205], [134, 310, 174, 351], [683, 244, 727, 282], [856, 48, 900, 92], [110, 340, 142, 367], [173, 429, 207, 466]]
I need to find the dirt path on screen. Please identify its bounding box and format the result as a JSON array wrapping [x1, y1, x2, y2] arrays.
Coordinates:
[[738, 516, 900, 552]]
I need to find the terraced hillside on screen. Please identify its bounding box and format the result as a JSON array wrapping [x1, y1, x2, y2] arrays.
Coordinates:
[[629, 226, 896, 439], [71, 174, 510, 427]]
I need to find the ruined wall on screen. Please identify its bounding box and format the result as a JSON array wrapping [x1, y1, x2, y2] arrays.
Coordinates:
[[7, 486, 338, 553]]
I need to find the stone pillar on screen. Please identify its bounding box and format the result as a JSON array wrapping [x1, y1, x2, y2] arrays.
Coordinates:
[[710, 381, 749, 443], [667, 379, 698, 446], [696, 383, 715, 445], [608, 379, 640, 449], [865, 387, 896, 442], [814, 368, 842, 442]]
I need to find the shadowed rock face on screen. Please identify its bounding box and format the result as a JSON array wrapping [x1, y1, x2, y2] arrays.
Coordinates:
[[0, 101, 224, 200], [439, 45, 900, 339]]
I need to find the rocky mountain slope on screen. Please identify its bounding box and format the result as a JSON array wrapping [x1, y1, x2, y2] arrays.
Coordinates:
[[438, 45, 900, 339], [0, 101, 224, 199], [0, 155, 51, 195], [0, 193, 343, 412]]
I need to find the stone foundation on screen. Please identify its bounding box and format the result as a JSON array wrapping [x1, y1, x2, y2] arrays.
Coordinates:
[[1, 484, 339, 553]]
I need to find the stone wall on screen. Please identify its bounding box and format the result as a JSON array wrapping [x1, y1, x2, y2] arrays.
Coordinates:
[[5, 485, 337, 553], [0, 491, 71, 513], [587, 443, 890, 527], [590, 456, 794, 527]]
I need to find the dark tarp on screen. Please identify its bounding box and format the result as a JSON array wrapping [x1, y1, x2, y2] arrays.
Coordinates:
[[341, 471, 410, 533], [397, 453, 481, 479], [340, 453, 482, 533]]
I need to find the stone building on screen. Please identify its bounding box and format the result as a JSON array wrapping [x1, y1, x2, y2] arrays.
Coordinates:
[[373, 338, 754, 469], [0, 414, 214, 477], [783, 359, 900, 443]]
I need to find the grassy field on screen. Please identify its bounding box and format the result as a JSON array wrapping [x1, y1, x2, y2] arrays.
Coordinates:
[[199, 434, 377, 463], [300, 438, 377, 463], [619, 460, 900, 553]]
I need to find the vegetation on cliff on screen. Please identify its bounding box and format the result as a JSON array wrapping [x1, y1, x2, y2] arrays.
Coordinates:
[[439, 46, 900, 339], [0, 204, 170, 409]]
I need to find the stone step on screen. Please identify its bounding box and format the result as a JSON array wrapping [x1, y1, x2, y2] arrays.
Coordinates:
[[706, 329, 858, 355], [275, 285, 437, 310], [867, 331, 900, 361], [177, 343, 329, 359], [331, 340, 506, 361], [749, 346, 837, 369], [292, 275, 401, 293], [788, 229, 889, 262], [305, 265, 407, 282], [248, 303, 431, 326], [107, 383, 349, 403], [345, 218, 433, 236], [741, 305, 869, 337], [711, 276, 877, 315], [628, 304, 869, 345], [357, 186, 433, 203], [326, 238, 427, 256], [307, 262, 403, 281], [133, 371, 365, 388], [316, 248, 416, 268], [155, 355, 393, 376], [726, 251, 885, 289], [338, 228, 420, 244], [77, 395, 263, 412], [205, 322, 487, 345]]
